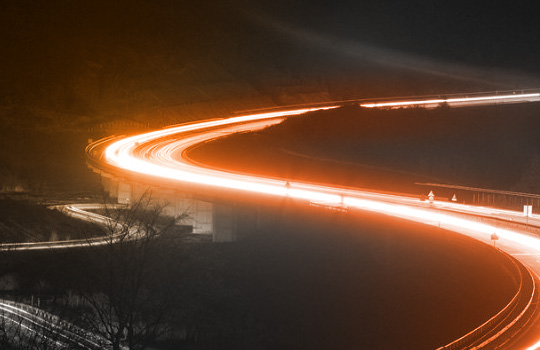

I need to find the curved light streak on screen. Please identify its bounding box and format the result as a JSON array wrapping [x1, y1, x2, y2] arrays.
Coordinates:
[[361, 92, 540, 108], [102, 97, 540, 255], [0, 300, 104, 349], [101, 94, 540, 348], [0, 204, 127, 251]]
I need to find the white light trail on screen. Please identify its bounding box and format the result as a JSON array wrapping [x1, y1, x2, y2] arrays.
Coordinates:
[[360, 92, 540, 108], [102, 94, 540, 256], [99, 93, 540, 348], [0, 204, 126, 251]]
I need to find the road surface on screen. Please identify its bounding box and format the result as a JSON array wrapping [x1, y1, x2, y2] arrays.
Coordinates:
[[0, 203, 135, 251], [96, 91, 540, 349]]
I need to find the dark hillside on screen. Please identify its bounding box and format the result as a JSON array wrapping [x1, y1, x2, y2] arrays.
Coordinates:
[[190, 103, 540, 193], [1, 1, 535, 196], [0, 199, 101, 243]]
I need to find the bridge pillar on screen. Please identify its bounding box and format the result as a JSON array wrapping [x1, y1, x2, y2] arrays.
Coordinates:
[[212, 203, 260, 242], [100, 174, 113, 197], [130, 182, 147, 204], [117, 181, 132, 204], [110, 178, 120, 199], [93, 170, 260, 241], [192, 200, 214, 234], [158, 191, 213, 234], [213, 203, 235, 242], [233, 204, 259, 239]]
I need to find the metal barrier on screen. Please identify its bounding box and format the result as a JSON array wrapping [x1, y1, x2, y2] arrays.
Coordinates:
[[435, 251, 535, 349], [0, 299, 107, 349]]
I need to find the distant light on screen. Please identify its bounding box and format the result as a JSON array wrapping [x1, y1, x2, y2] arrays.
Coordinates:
[[361, 92, 540, 108]]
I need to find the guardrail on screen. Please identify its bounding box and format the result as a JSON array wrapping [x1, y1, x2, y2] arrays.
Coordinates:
[[435, 251, 536, 349], [0, 204, 128, 251], [0, 299, 106, 349], [233, 89, 540, 114], [439, 207, 540, 238]]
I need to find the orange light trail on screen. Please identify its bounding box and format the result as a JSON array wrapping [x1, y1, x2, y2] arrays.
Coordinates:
[[102, 94, 540, 348], [103, 95, 540, 253]]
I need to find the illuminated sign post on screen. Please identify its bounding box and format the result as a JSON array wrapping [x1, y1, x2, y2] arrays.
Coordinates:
[[491, 233, 499, 248], [524, 205, 533, 217]]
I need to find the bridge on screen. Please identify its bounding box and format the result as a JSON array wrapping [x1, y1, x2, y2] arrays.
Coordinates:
[[85, 91, 540, 242], [84, 106, 338, 241], [64, 90, 540, 347]]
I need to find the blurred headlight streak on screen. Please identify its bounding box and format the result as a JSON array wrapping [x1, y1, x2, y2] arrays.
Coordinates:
[[104, 99, 540, 253], [100, 98, 540, 349], [361, 92, 540, 108], [105, 98, 540, 251]]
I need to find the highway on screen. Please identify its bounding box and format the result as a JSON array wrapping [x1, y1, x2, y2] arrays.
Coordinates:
[[360, 91, 540, 108], [0, 299, 105, 349], [2, 91, 539, 348], [0, 203, 134, 251], [0, 204, 128, 348], [97, 91, 540, 349]]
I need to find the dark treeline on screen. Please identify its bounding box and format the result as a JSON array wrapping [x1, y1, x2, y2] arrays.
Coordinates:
[[204, 103, 540, 194], [0, 199, 100, 243], [0, 206, 519, 349]]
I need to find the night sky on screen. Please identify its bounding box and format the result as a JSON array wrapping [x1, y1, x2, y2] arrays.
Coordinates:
[[1, 0, 540, 111], [252, 1, 540, 68], [247, 1, 540, 87]]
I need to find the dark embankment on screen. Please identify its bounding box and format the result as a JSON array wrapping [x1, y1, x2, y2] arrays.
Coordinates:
[[189, 103, 540, 195], [204, 208, 520, 350], [0, 199, 101, 243], [0, 207, 520, 349]]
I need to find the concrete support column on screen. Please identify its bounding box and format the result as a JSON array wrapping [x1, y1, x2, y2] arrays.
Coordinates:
[[161, 191, 205, 233], [159, 191, 214, 235], [131, 182, 148, 205], [108, 178, 119, 199], [117, 181, 132, 205], [101, 175, 112, 196], [212, 203, 260, 242], [193, 200, 214, 234], [234, 205, 259, 239], [93, 170, 263, 242], [213, 203, 234, 242]]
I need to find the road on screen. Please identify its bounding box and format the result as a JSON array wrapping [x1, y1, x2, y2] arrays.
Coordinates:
[[96, 91, 540, 349], [0, 299, 105, 349], [359, 91, 540, 108], [0, 203, 133, 251], [0, 204, 129, 348]]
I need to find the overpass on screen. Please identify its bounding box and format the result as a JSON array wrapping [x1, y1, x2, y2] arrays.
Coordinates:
[[80, 91, 540, 347], [85, 106, 339, 241], [86, 90, 540, 242]]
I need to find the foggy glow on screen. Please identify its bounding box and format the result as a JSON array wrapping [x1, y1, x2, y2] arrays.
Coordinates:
[[526, 341, 540, 350], [249, 12, 536, 86]]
